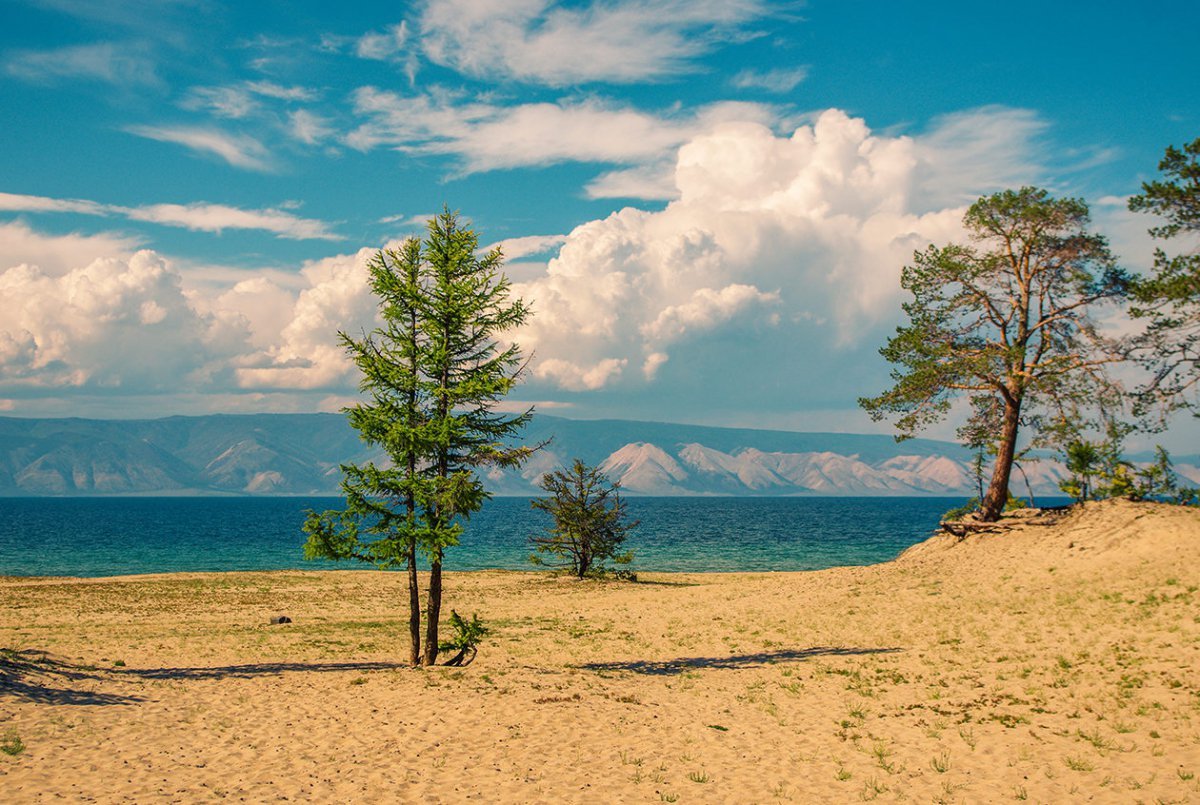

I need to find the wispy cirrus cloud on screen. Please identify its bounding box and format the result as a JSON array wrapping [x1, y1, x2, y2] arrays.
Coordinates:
[[124, 125, 272, 171], [355, 22, 409, 61], [731, 66, 808, 93], [182, 81, 320, 120], [912, 105, 1051, 207], [287, 109, 335, 145], [4, 41, 159, 85], [415, 0, 774, 86], [0, 191, 341, 240], [584, 162, 680, 200], [242, 81, 317, 102], [182, 86, 258, 119], [346, 87, 779, 183], [484, 233, 568, 259]]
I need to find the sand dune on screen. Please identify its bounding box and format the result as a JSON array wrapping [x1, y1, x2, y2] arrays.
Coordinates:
[[2, 499, 1199, 802]]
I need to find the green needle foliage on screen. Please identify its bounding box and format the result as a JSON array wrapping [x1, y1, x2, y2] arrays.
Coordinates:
[[1128, 136, 1200, 415], [860, 187, 1130, 521], [304, 208, 533, 666], [438, 610, 488, 667], [530, 459, 637, 579]]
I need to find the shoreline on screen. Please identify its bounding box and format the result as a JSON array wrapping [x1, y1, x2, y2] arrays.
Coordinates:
[[0, 563, 892, 585]]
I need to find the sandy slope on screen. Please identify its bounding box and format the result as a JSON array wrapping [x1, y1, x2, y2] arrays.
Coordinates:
[[2, 499, 1199, 803]]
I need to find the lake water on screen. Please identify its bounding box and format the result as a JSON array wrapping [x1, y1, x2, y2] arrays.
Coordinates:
[[0, 496, 980, 577]]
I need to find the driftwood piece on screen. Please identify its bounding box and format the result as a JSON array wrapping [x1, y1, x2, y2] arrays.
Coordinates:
[[939, 521, 1005, 539], [940, 507, 1070, 539]]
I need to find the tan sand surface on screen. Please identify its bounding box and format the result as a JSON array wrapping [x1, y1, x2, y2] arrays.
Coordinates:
[[2, 498, 1199, 803]]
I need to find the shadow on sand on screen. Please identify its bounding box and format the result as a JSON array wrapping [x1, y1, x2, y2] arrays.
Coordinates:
[[1, 648, 410, 705], [0, 649, 143, 706], [118, 660, 408, 681], [579, 646, 901, 675]]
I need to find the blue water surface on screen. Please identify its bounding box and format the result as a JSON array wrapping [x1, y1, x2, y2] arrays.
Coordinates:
[[0, 496, 977, 577]]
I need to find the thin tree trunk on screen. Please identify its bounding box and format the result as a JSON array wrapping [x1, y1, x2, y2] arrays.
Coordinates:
[[1014, 461, 1036, 509], [407, 540, 421, 666], [423, 553, 442, 666], [980, 397, 1021, 521], [406, 272, 422, 667]]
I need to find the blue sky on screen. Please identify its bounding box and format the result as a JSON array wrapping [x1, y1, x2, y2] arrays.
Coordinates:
[[1, 0, 1198, 446]]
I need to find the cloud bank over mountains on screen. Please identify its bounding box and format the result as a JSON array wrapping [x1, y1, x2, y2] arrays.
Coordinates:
[[0, 106, 1057, 416]]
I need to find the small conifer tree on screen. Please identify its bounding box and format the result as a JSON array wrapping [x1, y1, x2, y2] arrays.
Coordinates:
[[530, 459, 637, 579], [304, 208, 531, 666]]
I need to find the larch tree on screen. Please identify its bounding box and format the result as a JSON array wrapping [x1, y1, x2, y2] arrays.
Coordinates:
[[303, 238, 428, 665], [417, 208, 533, 665], [529, 459, 637, 579], [303, 209, 532, 666], [860, 187, 1130, 522], [1128, 136, 1200, 414]]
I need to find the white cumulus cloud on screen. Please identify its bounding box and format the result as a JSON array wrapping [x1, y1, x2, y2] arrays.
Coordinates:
[[234, 248, 382, 391], [0, 250, 251, 394], [0, 220, 138, 276], [506, 107, 1046, 395], [0, 106, 1051, 420]]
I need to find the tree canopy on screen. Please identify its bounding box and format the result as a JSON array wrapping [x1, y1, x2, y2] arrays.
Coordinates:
[[530, 459, 637, 579], [860, 187, 1130, 521], [303, 208, 532, 666], [1129, 136, 1200, 414]]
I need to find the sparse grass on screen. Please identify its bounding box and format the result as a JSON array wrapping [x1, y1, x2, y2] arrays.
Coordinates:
[[1076, 727, 1115, 753], [934, 781, 966, 803], [1, 730, 25, 756], [659, 792, 678, 803], [687, 770, 710, 783], [860, 776, 887, 800], [1064, 755, 1094, 772], [931, 750, 950, 773], [871, 741, 896, 774]]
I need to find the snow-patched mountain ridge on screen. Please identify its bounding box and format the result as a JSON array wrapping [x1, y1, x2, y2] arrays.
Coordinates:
[[1, 413, 1193, 497]]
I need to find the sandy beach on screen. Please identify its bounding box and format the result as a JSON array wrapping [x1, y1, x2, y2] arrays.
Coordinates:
[[2, 498, 1199, 802]]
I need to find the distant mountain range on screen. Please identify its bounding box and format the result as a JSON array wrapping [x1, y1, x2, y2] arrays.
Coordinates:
[[0, 414, 1195, 497]]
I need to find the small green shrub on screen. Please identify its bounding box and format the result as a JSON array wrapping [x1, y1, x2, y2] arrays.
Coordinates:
[[1, 730, 25, 756], [943, 498, 979, 521], [439, 611, 488, 667]]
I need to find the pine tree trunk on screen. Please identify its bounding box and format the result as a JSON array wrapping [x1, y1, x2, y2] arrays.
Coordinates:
[[980, 397, 1021, 521], [423, 553, 442, 666]]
